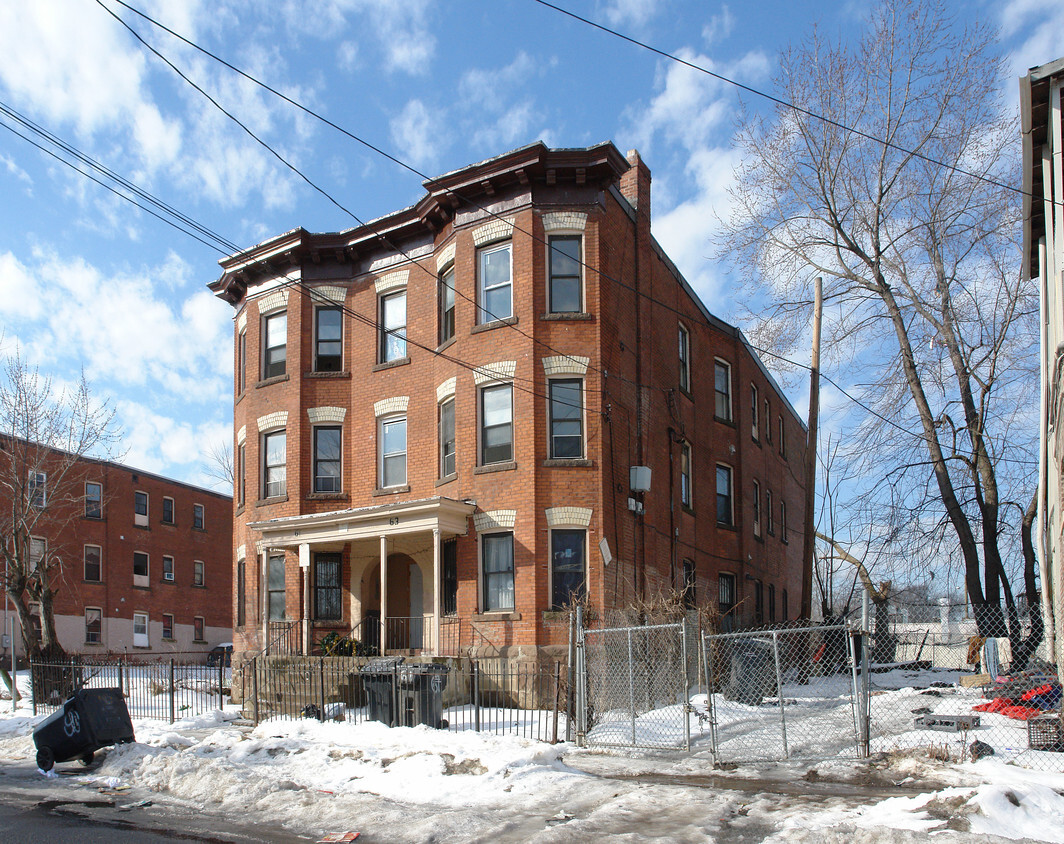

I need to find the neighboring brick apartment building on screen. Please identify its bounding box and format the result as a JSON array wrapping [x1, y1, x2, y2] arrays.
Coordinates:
[[209, 141, 807, 661], [2, 445, 232, 659]]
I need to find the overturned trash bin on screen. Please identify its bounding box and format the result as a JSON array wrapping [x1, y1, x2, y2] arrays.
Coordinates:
[[33, 687, 135, 772], [359, 657, 405, 726], [397, 663, 450, 729], [722, 638, 776, 706]]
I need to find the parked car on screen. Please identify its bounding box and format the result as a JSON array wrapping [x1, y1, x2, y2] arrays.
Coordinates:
[[206, 642, 233, 667]]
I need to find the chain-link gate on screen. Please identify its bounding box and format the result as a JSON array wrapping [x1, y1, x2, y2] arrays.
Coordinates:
[[702, 624, 868, 763], [576, 620, 692, 750]]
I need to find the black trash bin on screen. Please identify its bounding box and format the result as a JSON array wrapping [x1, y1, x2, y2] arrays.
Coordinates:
[[722, 639, 776, 706], [33, 687, 135, 771], [397, 663, 450, 729], [359, 657, 405, 726]]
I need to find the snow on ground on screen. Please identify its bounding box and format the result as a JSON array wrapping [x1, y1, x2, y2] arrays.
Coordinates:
[[3, 668, 1064, 842]]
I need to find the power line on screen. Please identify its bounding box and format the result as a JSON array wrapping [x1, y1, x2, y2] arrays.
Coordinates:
[[0, 114, 228, 255], [89, 0, 1041, 471], [529, 0, 1055, 211]]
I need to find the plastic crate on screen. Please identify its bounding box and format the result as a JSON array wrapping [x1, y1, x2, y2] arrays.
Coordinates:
[[1027, 715, 1064, 752]]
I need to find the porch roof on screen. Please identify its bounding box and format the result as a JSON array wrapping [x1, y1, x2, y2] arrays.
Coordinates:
[[248, 496, 477, 548]]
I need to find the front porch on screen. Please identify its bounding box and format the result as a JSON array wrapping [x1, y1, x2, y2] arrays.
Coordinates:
[[249, 496, 476, 658]]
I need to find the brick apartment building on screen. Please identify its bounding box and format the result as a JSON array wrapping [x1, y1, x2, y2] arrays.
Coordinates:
[[209, 141, 808, 661], [2, 443, 232, 659]]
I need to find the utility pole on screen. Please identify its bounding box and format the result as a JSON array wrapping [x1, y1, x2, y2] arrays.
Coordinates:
[[800, 277, 823, 620]]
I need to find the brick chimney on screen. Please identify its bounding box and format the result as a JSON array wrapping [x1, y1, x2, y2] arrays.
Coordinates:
[[620, 149, 652, 222]]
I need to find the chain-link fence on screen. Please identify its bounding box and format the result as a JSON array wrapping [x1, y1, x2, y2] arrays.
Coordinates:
[[578, 621, 692, 750], [702, 624, 863, 762]]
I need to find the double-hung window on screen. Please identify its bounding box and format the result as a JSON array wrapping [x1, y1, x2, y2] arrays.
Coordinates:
[[714, 360, 732, 421], [162, 613, 174, 640], [379, 290, 407, 363], [237, 328, 247, 393], [85, 608, 102, 644], [236, 561, 246, 627], [750, 385, 759, 441], [442, 539, 458, 616], [194, 560, 204, 587], [477, 242, 512, 323], [753, 479, 762, 538], [315, 306, 342, 371], [549, 379, 583, 458], [548, 236, 582, 313], [682, 559, 696, 608], [480, 384, 513, 465], [718, 573, 736, 615], [765, 399, 772, 443], [134, 491, 148, 526], [237, 443, 246, 507], [263, 311, 287, 379], [263, 431, 287, 498], [133, 551, 149, 588], [439, 399, 456, 479], [680, 442, 693, 508], [778, 416, 786, 458], [482, 532, 514, 612], [84, 545, 102, 582], [193, 503, 204, 530], [314, 553, 342, 621], [85, 482, 102, 518], [780, 500, 788, 542], [551, 529, 586, 609], [162, 496, 174, 525], [438, 265, 456, 344], [379, 416, 407, 488], [194, 616, 205, 642], [28, 471, 46, 508], [268, 554, 286, 621], [162, 555, 174, 582], [313, 426, 342, 492], [767, 490, 775, 535], [678, 324, 690, 392], [716, 464, 734, 526]]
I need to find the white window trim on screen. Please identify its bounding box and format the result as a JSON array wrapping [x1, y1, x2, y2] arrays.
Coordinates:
[[753, 479, 762, 538], [85, 607, 103, 644], [680, 442, 693, 508], [134, 490, 149, 526], [479, 382, 514, 466], [312, 424, 343, 494], [439, 397, 456, 480], [314, 304, 344, 372], [378, 414, 408, 489], [194, 560, 205, 586], [28, 470, 47, 508], [378, 288, 408, 363], [478, 529, 516, 613], [193, 502, 205, 529], [262, 428, 287, 499], [85, 480, 103, 518], [261, 309, 288, 379], [132, 611, 149, 647], [133, 551, 149, 588], [162, 555, 175, 582], [477, 241, 513, 324], [750, 384, 760, 441], [193, 615, 206, 642], [162, 496, 175, 524], [162, 613, 175, 640]]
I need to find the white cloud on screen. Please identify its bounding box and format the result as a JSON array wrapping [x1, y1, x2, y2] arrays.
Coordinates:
[[602, 0, 660, 29], [116, 398, 231, 487], [702, 5, 734, 44], [1000, 0, 1064, 79], [390, 99, 446, 171], [337, 40, 360, 71], [0, 248, 232, 405], [0, 152, 33, 186]]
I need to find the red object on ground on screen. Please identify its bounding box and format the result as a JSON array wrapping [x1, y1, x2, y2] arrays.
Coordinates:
[[973, 697, 1014, 713], [1021, 684, 1054, 702]]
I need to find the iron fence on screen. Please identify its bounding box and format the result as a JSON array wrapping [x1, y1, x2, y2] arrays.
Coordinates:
[[30, 655, 231, 723], [235, 655, 569, 743]]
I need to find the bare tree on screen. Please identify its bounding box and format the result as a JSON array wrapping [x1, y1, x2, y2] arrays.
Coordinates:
[[202, 440, 234, 492], [723, 0, 1040, 665], [0, 352, 122, 659]]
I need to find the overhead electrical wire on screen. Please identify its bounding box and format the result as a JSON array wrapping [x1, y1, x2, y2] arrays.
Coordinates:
[[75, 0, 1037, 467]]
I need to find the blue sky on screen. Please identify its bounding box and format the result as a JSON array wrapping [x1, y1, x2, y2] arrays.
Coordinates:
[[0, 0, 1058, 491]]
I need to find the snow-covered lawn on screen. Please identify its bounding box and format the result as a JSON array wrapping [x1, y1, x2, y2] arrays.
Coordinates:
[[3, 668, 1064, 842]]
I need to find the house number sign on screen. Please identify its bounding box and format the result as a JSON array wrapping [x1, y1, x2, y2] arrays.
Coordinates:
[[388, 517, 400, 526]]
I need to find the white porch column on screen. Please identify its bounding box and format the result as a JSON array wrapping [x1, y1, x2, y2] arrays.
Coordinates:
[[299, 543, 311, 656], [379, 535, 388, 652], [260, 546, 268, 654], [432, 529, 442, 656]]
